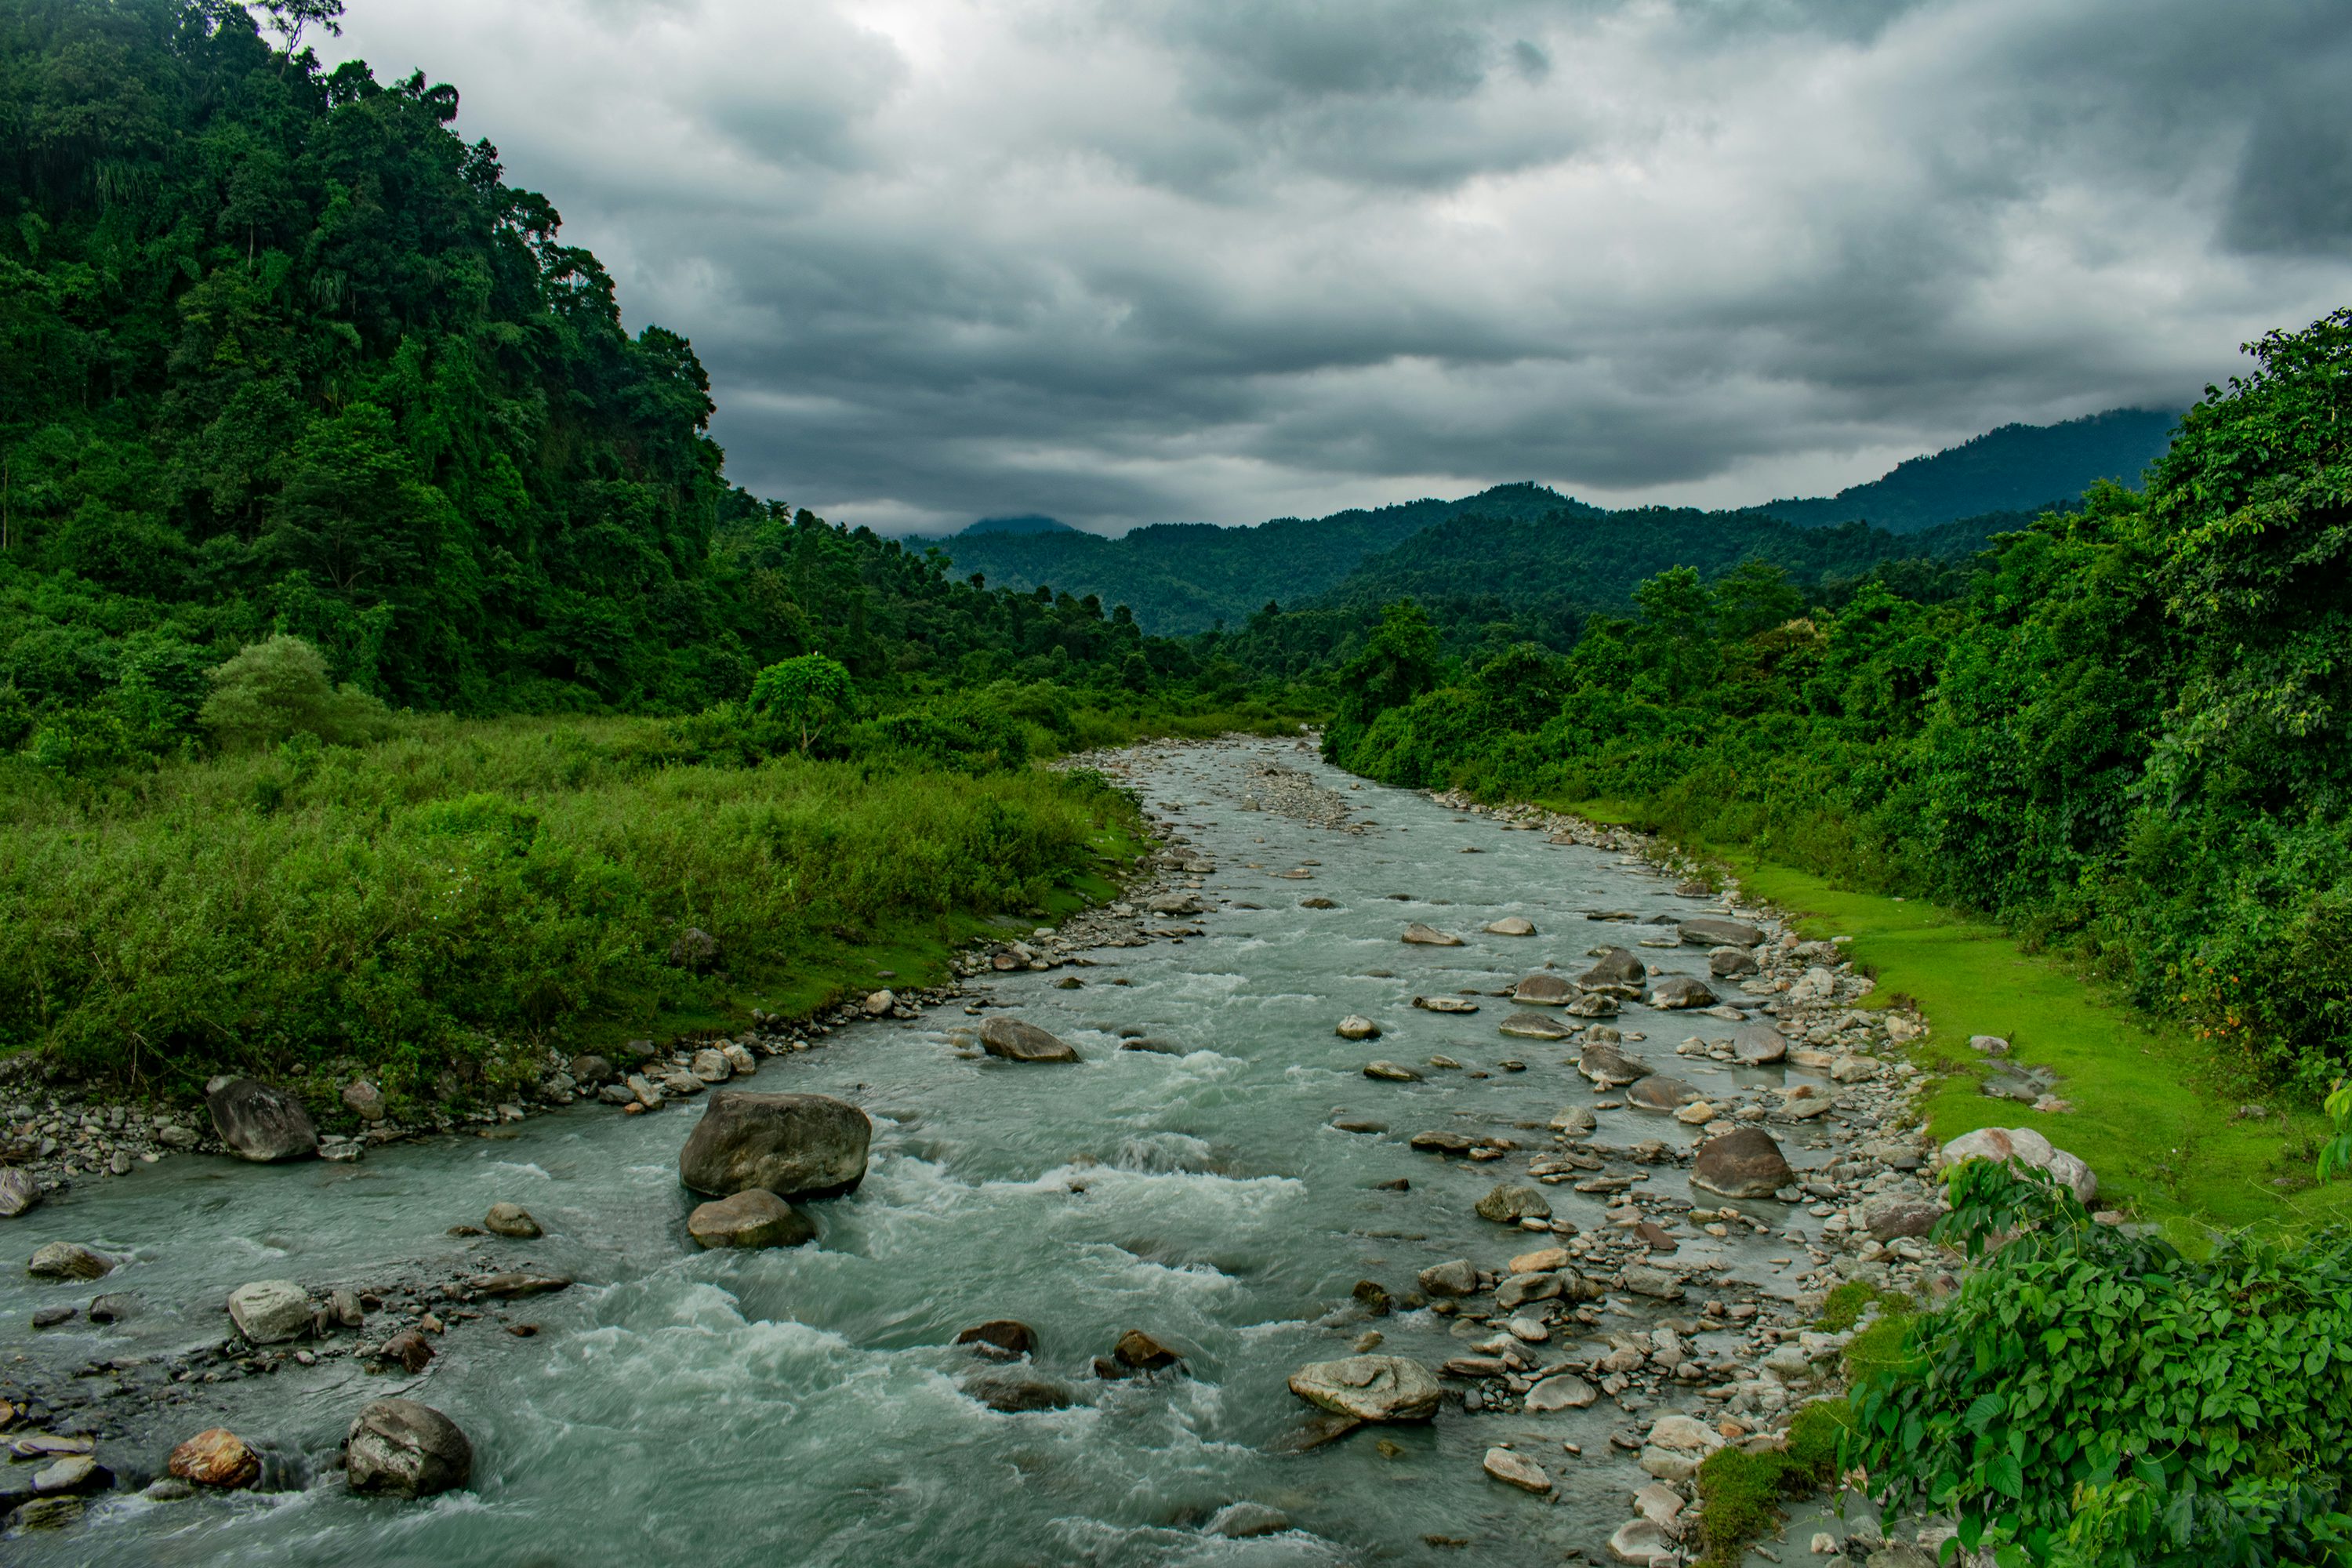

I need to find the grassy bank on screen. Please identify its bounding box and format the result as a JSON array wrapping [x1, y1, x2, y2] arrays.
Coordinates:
[[1552, 793, 2347, 1236], [0, 712, 1157, 1113]]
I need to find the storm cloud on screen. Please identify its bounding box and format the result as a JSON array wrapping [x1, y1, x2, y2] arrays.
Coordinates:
[[325, 0, 2352, 533]]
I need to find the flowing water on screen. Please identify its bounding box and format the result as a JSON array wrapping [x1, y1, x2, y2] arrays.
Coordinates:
[[2, 739, 1828, 1567]]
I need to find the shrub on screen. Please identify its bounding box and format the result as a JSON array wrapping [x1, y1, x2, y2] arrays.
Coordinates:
[[1847, 1160, 2352, 1566], [750, 653, 853, 751], [198, 635, 390, 749]]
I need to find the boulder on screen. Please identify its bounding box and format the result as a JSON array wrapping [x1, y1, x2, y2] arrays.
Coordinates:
[[1523, 1373, 1597, 1412], [1363, 1061, 1423, 1082], [1512, 973, 1573, 1006], [1334, 1015, 1381, 1040], [1625, 1076, 1699, 1112], [1692, 1129, 1794, 1199], [1863, 1195, 1940, 1240], [0, 1167, 39, 1218], [1413, 996, 1479, 1014], [1498, 1011, 1573, 1040], [1483, 916, 1537, 936], [1728, 1025, 1788, 1065], [1831, 1053, 1884, 1083], [1287, 1355, 1442, 1421], [1621, 1265, 1684, 1301], [1779, 1083, 1838, 1119], [568, 1053, 616, 1086], [1494, 1271, 1564, 1308], [484, 1203, 541, 1239], [168, 1428, 260, 1490], [978, 1017, 1081, 1063], [1549, 1105, 1598, 1135], [31, 1455, 105, 1495], [227, 1280, 312, 1344], [1483, 1446, 1552, 1493], [1147, 891, 1205, 915], [1417, 1258, 1478, 1297], [687, 1189, 816, 1249], [205, 1077, 318, 1163], [1401, 924, 1462, 946], [466, 1271, 572, 1299], [1967, 1034, 2010, 1055], [1679, 917, 1764, 948], [1204, 1501, 1291, 1538], [1648, 975, 1719, 1010], [1409, 1131, 1478, 1155], [89, 1291, 140, 1324], [1474, 1183, 1552, 1223], [677, 1091, 873, 1200], [344, 1399, 473, 1499], [27, 1241, 111, 1281], [379, 1329, 435, 1373], [342, 1080, 388, 1122], [1577, 949, 1648, 991], [1708, 948, 1761, 978], [955, 1319, 1037, 1359], [961, 1370, 1076, 1412], [1112, 1329, 1183, 1372], [1577, 1045, 1650, 1087], [1609, 1519, 1673, 1564], [690, 1048, 733, 1083], [1566, 993, 1621, 1018], [861, 989, 895, 1018]]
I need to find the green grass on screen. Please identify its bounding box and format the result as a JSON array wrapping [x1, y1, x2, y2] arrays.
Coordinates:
[[0, 713, 1151, 1116], [1693, 1399, 1853, 1566], [1724, 853, 2352, 1240]]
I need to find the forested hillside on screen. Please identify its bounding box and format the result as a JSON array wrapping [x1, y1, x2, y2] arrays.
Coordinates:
[[1326, 312, 2352, 1093]]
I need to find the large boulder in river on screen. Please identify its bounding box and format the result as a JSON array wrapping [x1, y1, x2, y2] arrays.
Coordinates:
[[227, 1279, 312, 1344], [1499, 1011, 1573, 1040], [344, 1399, 473, 1499], [978, 1017, 1081, 1063], [1401, 923, 1462, 946], [1577, 948, 1647, 993], [1577, 1044, 1650, 1087], [687, 1189, 815, 1249], [1728, 1025, 1788, 1065], [1691, 1128, 1793, 1199], [677, 1091, 872, 1200], [1625, 1076, 1699, 1111], [1475, 1183, 1552, 1223], [1679, 917, 1764, 948], [0, 1167, 39, 1218], [1287, 1355, 1442, 1421], [1709, 948, 1761, 978], [1512, 973, 1573, 1005], [1648, 975, 1718, 1010], [27, 1242, 111, 1281], [205, 1077, 318, 1163]]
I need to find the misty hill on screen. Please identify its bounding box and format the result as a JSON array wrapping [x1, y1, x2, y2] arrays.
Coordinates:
[[1757, 408, 2179, 532], [958, 514, 1078, 537], [938, 484, 1588, 633]]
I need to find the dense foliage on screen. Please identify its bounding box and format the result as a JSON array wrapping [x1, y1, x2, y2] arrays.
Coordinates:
[[1852, 1160, 2352, 1566], [1325, 310, 2352, 1089]]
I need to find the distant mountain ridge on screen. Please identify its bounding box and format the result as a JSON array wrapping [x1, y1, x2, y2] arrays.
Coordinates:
[[932, 408, 2180, 633]]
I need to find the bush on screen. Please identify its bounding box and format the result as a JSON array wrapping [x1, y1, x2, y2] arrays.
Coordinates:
[[1847, 1160, 2352, 1566], [198, 635, 390, 750]]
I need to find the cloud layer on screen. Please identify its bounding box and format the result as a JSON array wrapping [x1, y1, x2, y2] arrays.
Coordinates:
[[325, 0, 2352, 533]]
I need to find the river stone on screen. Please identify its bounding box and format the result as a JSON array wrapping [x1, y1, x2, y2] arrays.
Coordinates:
[[1417, 1258, 1478, 1297], [1831, 1052, 1884, 1083], [1484, 916, 1536, 936], [1511, 973, 1573, 1005], [1648, 975, 1718, 1010], [1475, 1184, 1552, 1223], [345, 1399, 473, 1499], [1511, 1245, 1571, 1273], [0, 1167, 39, 1218], [1625, 1076, 1699, 1111], [1729, 1025, 1788, 1065], [467, 1271, 572, 1299], [27, 1242, 111, 1281], [2045, 1149, 2099, 1203], [1692, 1128, 1794, 1198], [1494, 1271, 1563, 1309], [227, 1279, 310, 1344], [1410, 1131, 1478, 1155], [1609, 1519, 1672, 1564], [691, 1048, 733, 1083], [626, 1073, 665, 1109], [961, 1370, 1076, 1412], [1498, 1011, 1573, 1040], [1363, 1061, 1423, 1082], [1401, 923, 1462, 946], [1483, 1446, 1552, 1493], [1566, 993, 1621, 1017], [1287, 1355, 1442, 1421], [89, 1291, 140, 1323], [1300, 896, 1336, 909], [484, 1203, 541, 1239], [342, 1080, 388, 1122], [955, 1319, 1036, 1359], [1335, 1014, 1381, 1040], [1621, 1265, 1684, 1301], [205, 1077, 318, 1163], [1577, 948, 1648, 989], [1709, 947, 1761, 978], [1577, 1045, 1650, 1087], [1779, 1083, 1837, 1118], [1205, 1501, 1291, 1538], [568, 1053, 615, 1086], [379, 1329, 434, 1373], [1112, 1329, 1183, 1371], [31, 1455, 103, 1494], [1413, 995, 1479, 1014], [1524, 1373, 1598, 1412], [1549, 1105, 1598, 1134], [1147, 891, 1205, 915], [687, 1189, 816, 1249], [1863, 1195, 1941, 1240], [169, 1428, 260, 1490], [677, 1091, 873, 1199], [978, 1017, 1080, 1063], [1679, 917, 1763, 948]]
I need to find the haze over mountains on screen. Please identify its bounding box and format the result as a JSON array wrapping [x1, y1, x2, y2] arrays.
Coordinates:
[[935, 408, 2180, 636]]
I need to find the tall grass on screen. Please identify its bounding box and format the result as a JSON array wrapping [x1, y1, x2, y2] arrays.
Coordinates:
[[0, 714, 1133, 1101]]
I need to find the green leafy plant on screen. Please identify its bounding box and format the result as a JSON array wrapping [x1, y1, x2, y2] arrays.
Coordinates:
[[198, 635, 390, 750], [750, 654, 855, 752]]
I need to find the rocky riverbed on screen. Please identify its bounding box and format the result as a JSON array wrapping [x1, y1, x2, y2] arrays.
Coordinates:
[[0, 736, 2092, 1566]]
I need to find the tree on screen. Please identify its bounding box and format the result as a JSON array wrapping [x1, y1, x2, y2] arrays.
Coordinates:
[[751, 653, 853, 751], [198, 634, 389, 749], [1334, 601, 1442, 731]]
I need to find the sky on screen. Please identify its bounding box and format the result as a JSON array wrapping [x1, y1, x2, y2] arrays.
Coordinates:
[[322, 0, 2352, 536]]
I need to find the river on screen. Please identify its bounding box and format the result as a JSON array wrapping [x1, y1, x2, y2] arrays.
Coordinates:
[[1, 737, 1843, 1566]]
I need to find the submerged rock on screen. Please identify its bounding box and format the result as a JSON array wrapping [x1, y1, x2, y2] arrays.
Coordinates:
[[1363, 1061, 1423, 1082], [1334, 1014, 1381, 1040], [677, 1091, 873, 1199], [205, 1077, 318, 1163], [1400, 924, 1462, 946], [168, 1428, 260, 1490], [1287, 1355, 1442, 1421], [345, 1399, 473, 1500], [954, 1319, 1037, 1359], [27, 1242, 111, 1281], [484, 1203, 541, 1239], [1483, 1446, 1552, 1494]]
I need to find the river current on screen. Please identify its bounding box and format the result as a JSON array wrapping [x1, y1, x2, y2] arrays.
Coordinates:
[[2, 738, 1827, 1566]]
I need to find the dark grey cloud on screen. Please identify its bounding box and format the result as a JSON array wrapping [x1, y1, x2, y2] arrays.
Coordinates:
[[329, 0, 2352, 534]]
